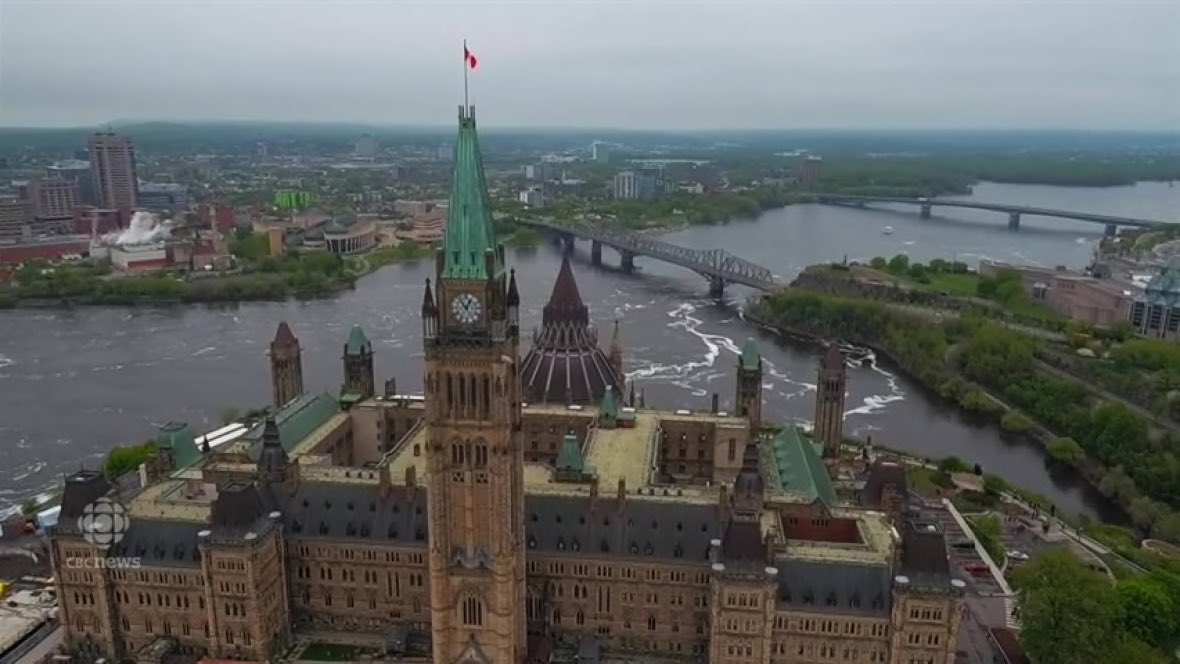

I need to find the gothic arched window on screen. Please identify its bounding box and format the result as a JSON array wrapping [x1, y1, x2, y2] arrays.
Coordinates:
[[461, 594, 484, 627]]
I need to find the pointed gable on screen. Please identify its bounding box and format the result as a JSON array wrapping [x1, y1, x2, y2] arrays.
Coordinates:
[[543, 255, 589, 326], [443, 105, 500, 280]]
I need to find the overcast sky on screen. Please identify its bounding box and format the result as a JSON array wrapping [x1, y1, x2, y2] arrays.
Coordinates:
[[1, 0, 1177, 130]]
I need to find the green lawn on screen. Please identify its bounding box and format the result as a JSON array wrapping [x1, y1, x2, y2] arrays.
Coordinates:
[[923, 272, 981, 297], [300, 643, 364, 661]]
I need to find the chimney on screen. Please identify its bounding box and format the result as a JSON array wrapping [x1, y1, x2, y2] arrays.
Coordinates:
[[385, 378, 397, 398], [616, 478, 626, 514], [711, 393, 719, 414], [589, 476, 600, 513], [718, 483, 730, 520]]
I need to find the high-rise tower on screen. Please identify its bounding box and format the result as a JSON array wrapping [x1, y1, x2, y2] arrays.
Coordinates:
[[269, 321, 303, 407], [421, 105, 526, 663], [88, 131, 139, 213], [814, 344, 847, 459], [736, 338, 763, 433], [342, 325, 375, 399]]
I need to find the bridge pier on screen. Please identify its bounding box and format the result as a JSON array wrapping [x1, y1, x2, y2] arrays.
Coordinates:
[[559, 233, 575, 254], [920, 204, 932, 219], [707, 277, 726, 298], [1104, 223, 1118, 238], [1007, 213, 1021, 231], [590, 240, 602, 266], [620, 251, 635, 273]]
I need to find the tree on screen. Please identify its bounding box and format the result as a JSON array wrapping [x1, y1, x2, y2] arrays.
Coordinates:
[[983, 473, 1009, 496], [1001, 410, 1035, 434], [1117, 577, 1177, 648], [1098, 466, 1138, 502], [869, 256, 887, 270], [937, 456, 969, 473], [1156, 512, 1180, 544], [1104, 636, 1171, 664], [1047, 437, 1085, 466], [103, 440, 157, 479], [1129, 497, 1167, 536], [886, 254, 910, 275], [1011, 549, 1121, 664]]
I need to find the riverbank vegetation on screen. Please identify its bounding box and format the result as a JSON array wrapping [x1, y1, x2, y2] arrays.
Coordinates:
[[754, 288, 1180, 542], [1012, 548, 1180, 664], [102, 440, 157, 479]]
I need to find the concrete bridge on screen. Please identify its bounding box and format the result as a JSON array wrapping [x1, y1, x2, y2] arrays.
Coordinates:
[[517, 218, 778, 296], [814, 194, 1170, 236]]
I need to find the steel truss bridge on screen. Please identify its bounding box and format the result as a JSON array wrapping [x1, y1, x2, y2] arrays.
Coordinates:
[[518, 219, 778, 295]]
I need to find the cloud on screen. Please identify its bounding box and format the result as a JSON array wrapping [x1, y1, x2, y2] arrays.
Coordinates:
[[1, 0, 1176, 130]]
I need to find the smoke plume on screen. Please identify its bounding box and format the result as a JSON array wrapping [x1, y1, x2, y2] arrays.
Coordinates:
[[103, 211, 174, 246]]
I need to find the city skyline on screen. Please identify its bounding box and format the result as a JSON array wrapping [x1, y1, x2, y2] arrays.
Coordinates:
[[1, 1, 1177, 131]]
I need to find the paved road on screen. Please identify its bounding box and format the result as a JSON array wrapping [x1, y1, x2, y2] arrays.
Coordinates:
[[12, 624, 61, 664]]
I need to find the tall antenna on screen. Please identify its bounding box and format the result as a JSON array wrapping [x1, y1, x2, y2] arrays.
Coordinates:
[[463, 39, 470, 111]]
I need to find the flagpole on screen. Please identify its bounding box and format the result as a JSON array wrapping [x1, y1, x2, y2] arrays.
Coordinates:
[[463, 39, 469, 111]]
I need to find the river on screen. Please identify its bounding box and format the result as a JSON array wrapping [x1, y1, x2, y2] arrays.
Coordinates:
[[2, 181, 1176, 521]]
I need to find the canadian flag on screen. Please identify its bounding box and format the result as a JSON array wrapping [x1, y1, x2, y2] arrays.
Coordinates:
[[464, 44, 477, 70]]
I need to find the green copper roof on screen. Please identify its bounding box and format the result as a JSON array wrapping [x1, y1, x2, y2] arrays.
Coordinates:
[[345, 325, 370, 356], [245, 391, 340, 461], [741, 338, 761, 371], [1145, 257, 1180, 306], [157, 422, 202, 469], [771, 426, 836, 507], [556, 434, 584, 473], [600, 385, 619, 419], [443, 106, 501, 279]]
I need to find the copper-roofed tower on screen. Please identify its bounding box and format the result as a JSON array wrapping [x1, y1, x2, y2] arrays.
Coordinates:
[[342, 324, 375, 401], [269, 321, 303, 407], [814, 343, 847, 460], [521, 255, 623, 404], [423, 103, 526, 664], [735, 338, 763, 433]]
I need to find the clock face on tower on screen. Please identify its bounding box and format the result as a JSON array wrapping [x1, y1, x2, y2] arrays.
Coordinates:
[[450, 292, 483, 325]]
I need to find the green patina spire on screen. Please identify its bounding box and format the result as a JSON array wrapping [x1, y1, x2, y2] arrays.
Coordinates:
[[345, 325, 370, 356], [600, 385, 619, 419], [443, 106, 501, 279], [741, 338, 761, 371], [555, 434, 584, 473]]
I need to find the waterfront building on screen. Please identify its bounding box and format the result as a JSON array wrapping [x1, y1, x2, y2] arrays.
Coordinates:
[[1130, 257, 1180, 341], [814, 344, 847, 460], [518, 186, 544, 209], [48, 102, 964, 664], [321, 214, 377, 255], [87, 131, 139, 212], [270, 321, 304, 408], [614, 166, 668, 200]]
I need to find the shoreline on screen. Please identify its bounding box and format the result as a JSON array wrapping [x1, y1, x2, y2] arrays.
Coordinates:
[[742, 301, 1124, 525]]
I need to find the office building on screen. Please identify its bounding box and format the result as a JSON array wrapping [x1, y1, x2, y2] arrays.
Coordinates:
[[0, 198, 30, 241], [801, 156, 823, 191], [88, 131, 139, 211], [591, 141, 610, 164], [137, 183, 191, 213], [46, 160, 95, 205], [614, 166, 667, 200], [31, 178, 79, 220]]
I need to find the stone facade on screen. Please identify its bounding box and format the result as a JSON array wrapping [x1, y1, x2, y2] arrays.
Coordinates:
[[814, 344, 847, 460], [48, 104, 964, 664]]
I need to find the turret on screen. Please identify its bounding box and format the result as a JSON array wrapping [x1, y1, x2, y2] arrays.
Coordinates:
[[506, 268, 520, 331], [422, 278, 438, 341]]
